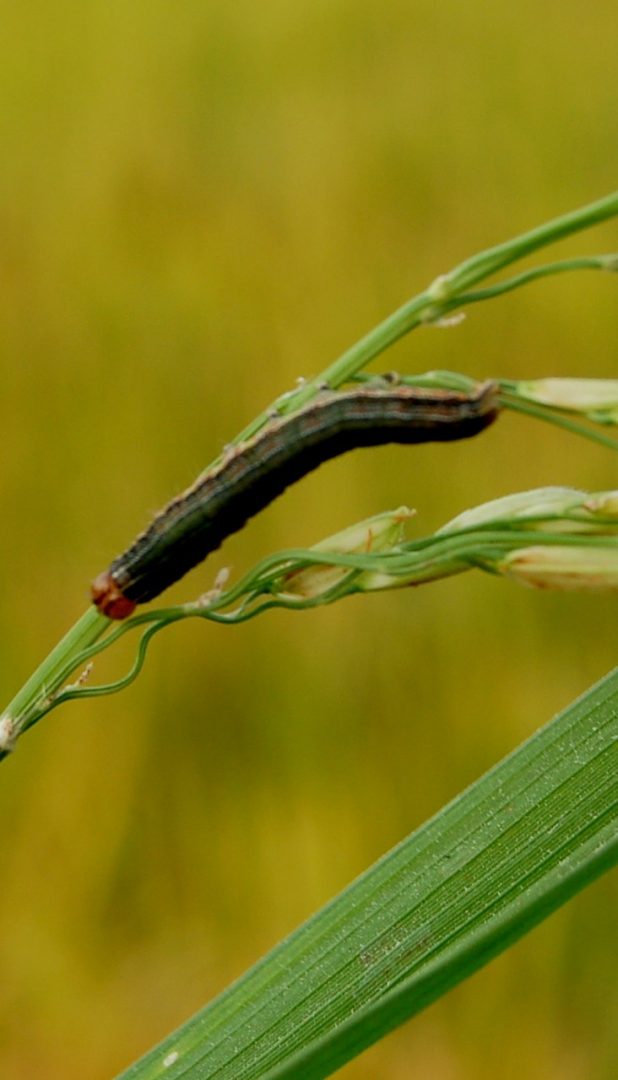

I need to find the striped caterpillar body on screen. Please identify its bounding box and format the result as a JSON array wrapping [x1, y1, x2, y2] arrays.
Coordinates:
[[92, 382, 499, 618]]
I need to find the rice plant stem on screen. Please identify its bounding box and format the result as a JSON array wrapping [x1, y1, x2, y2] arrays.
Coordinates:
[[1, 192, 616, 755]]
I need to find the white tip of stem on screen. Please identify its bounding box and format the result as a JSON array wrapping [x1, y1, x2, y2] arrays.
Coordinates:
[[214, 566, 231, 590], [427, 273, 450, 301], [429, 312, 467, 329], [191, 566, 232, 609], [0, 715, 16, 753]]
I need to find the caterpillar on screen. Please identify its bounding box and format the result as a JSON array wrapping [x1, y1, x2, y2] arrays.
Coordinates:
[[92, 381, 499, 618]]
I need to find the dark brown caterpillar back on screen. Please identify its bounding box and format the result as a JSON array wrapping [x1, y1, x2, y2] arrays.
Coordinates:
[[92, 382, 499, 618]]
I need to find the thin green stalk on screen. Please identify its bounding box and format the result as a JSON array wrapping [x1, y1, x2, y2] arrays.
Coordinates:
[[434, 191, 618, 295], [282, 193, 618, 411], [499, 392, 618, 452], [439, 253, 617, 312], [200, 193, 618, 461]]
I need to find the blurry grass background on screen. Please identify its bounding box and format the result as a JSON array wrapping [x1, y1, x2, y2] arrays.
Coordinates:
[[0, 2, 616, 1077]]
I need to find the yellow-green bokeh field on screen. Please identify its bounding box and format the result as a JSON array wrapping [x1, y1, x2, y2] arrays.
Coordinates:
[[0, 3, 616, 1077]]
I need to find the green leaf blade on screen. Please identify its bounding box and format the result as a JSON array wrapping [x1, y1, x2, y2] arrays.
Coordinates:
[[118, 668, 618, 1080]]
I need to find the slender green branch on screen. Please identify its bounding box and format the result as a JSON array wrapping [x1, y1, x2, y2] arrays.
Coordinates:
[[285, 193, 618, 412], [498, 393, 618, 451], [437, 253, 617, 313], [432, 191, 618, 296], [199, 194, 618, 468]]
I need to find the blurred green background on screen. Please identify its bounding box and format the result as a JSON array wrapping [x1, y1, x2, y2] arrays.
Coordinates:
[[0, 2, 616, 1077]]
